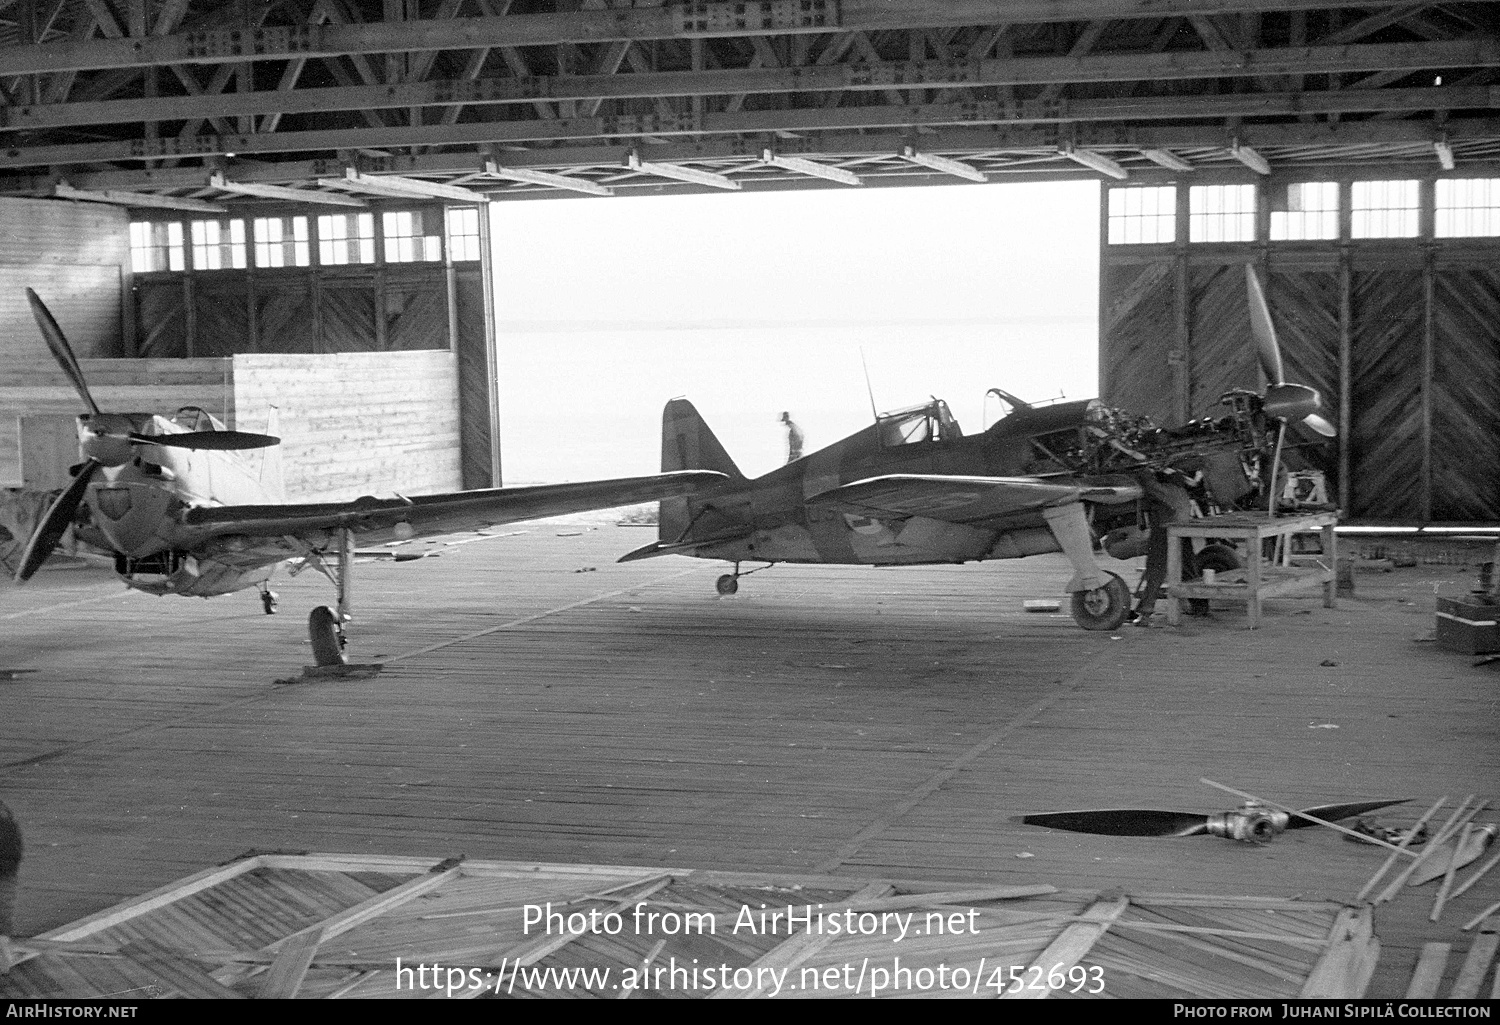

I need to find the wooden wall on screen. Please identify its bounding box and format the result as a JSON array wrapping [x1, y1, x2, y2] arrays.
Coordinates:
[[233, 350, 462, 502], [0, 352, 461, 501], [0, 198, 129, 361], [1101, 194, 1500, 524]]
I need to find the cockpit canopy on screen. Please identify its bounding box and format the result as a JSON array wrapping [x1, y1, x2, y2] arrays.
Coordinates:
[[877, 399, 962, 447], [168, 406, 228, 432]]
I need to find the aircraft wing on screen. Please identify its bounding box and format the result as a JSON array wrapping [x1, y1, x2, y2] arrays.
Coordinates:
[[178, 470, 727, 545], [806, 474, 1142, 526]]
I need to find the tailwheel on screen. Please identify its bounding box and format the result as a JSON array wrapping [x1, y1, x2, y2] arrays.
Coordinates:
[[715, 573, 739, 596], [308, 605, 347, 666], [259, 586, 279, 615], [1071, 572, 1131, 631]]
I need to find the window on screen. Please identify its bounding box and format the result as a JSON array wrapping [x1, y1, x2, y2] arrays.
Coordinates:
[[253, 216, 310, 267], [1435, 178, 1500, 238], [1270, 182, 1338, 241], [383, 210, 442, 263], [446, 208, 482, 262], [1189, 184, 1256, 242], [129, 221, 184, 272], [189, 219, 246, 270], [317, 212, 376, 265], [1107, 186, 1175, 244], [1351, 180, 1418, 238]]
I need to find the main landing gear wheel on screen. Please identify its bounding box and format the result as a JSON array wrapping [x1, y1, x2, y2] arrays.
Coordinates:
[[308, 605, 347, 667], [1071, 572, 1131, 631], [716, 574, 739, 596], [1189, 543, 1242, 617]]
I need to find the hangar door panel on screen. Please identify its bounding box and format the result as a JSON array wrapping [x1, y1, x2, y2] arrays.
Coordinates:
[[135, 280, 188, 357], [318, 278, 378, 353], [253, 280, 318, 353], [1350, 268, 1425, 520], [1100, 259, 1176, 425], [193, 280, 251, 356], [1432, 266, 1500, 521], [1188, 264, 1258, 418]]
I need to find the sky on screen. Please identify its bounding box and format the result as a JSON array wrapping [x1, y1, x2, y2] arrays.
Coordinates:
[[489, 179, 1102, 482]]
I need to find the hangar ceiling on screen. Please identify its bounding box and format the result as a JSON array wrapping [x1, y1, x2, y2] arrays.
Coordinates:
[[0, 0, 1497, 204]]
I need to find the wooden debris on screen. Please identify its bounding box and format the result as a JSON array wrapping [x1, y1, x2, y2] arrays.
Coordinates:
[[1450, 931, 1499, 999], [1404, 942, 1450, 998]]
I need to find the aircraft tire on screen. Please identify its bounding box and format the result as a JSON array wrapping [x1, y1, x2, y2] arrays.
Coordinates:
[[309, 605, 347, 666], [716, 574, 739, 596], [1071, 572, 1130, 631], [1188, 544, 1241, 616]]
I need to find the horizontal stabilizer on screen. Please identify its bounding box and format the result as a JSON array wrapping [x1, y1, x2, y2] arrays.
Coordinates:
[[619, 530, 753, 563]]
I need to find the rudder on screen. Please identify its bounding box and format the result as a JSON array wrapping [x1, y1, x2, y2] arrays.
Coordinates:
[[659, 399, 742, 541]]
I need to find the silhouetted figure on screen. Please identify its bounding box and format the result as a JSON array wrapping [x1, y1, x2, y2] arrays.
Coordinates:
[[780, 411, 804, 464], [0, 800, 20, 937], [1132, 473, 1194, 627]]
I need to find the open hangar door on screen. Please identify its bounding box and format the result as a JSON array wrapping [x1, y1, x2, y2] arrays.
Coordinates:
[[488, 181, 1101, 485]]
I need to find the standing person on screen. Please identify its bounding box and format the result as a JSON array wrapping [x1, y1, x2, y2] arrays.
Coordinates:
[[1131, 471, 1195, 627], [780, 411, 804, 464]]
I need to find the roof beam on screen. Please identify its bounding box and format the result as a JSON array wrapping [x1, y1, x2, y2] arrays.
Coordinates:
[[4, 39, 1490, 134], [482, 160, 614, 196], [4, 84, 1496, 170], [1140, 148, 1194, 171], [14, 117, 1500, 198], [319, 169, 484, 203], [0, 1, 1447, 77], [761, 149, 863, 185], [1062, 145, 1129, 179], [54, 182, 227, 212], [625, 151, 740, 190], [207, 172, 369, 207], [1230, 139, 1272, 174], [899, 145, 986, 182]]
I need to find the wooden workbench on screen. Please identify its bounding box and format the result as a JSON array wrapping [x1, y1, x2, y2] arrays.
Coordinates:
[[1164, 510, 1338, 628]]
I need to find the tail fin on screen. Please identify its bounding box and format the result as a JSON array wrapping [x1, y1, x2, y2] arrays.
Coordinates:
[[661, 399, 744, 479], [659, 399, 742, 542], [255, 405, 285, 502]]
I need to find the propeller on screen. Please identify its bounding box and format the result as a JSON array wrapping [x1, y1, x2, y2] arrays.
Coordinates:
[[1014, 798, 1408, 843], [14, 458, 100, 582], [1244, 267, 1337, 438], [13, 290, 281, 581]]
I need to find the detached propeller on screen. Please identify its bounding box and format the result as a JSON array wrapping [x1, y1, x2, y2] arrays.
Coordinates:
[[1244, 267, 1337, 439], [14, 289, 280, 582], [1014, 798, 1407, 844]]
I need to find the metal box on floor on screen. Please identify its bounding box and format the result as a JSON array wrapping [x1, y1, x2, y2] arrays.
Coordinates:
[[1435, 596, 1500, 655]]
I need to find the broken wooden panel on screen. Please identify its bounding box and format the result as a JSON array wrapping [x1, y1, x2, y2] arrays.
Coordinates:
[[0, 853, 1373, 999]]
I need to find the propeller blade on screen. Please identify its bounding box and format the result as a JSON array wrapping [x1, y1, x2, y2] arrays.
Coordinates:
[[26, 288, 101, 416], [1283, 799, 1409, 830], [1244, 265, 1284, 386], [129, 430, 281, 451], [1013, 809, 1209, 838], [1301, 412, 1337, 438], [15, 459, 100, 583]]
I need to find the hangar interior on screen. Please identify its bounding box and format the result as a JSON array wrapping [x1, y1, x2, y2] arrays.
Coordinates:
[[1, 0, 1499, 1002]]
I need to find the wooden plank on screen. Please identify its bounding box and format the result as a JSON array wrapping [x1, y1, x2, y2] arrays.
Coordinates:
[[1450, 931, 1498, 999], [1404, 942, 1449, 998], [119, 943, 247, 999], [258, 927, 323, 999], [1000, 896, 1127, 999], [1300, 906, 1376, 998], [37, 857, 264, 943]]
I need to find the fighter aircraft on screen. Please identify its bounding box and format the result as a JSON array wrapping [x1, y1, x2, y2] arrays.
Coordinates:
[[620, 266, 1334, 631], [13, 289, 723, 665]]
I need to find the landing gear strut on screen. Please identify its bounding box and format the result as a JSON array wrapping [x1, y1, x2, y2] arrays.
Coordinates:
[[296, 528, 354, 666], [714, 561, 773, 596]]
